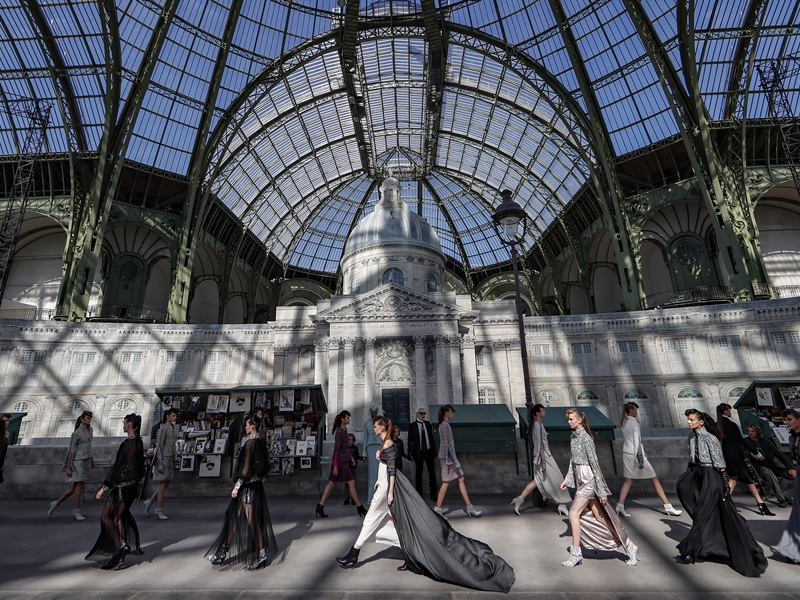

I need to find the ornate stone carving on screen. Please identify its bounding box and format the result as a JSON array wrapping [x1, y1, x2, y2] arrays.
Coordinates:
[[413, 335, 426, 348], [377, 363, 412, 382], [354, 348, 365, 379], [364, 336, 376, 349], [343, 338, 356, 350], [434, 335, 450, 347], [425, 346, 435, 376]]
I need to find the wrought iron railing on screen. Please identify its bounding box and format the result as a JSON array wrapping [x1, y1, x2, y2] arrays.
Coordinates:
[[643, 286, 734, 309], [86, 303, 171, 323], [0, 307, 54, 320], [751, 281, 773, 298], [773, 285, 800, 299]]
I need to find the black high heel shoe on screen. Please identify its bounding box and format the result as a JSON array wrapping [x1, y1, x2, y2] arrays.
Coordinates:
[[315, 504, 328, 518], [337, 546, 360, 568], [102, 540, 130, 570], [208, 544, 229, 565], [758, 502, 776, 516], [397, 562, 409, 572], [356, 504, 367, 518]]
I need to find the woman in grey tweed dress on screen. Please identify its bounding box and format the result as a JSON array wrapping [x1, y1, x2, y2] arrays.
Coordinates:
[[48, 411, 94, 520], [434, 405, 481, 518], [143, 408, 179, 520]]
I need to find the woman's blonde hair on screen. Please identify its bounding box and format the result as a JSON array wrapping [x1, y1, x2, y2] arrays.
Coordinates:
[[620, 402, 638, 428], [566, 408, 592, 437]]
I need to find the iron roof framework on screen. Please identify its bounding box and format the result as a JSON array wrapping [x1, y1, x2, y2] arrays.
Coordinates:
[[0, 0, 799, 305]]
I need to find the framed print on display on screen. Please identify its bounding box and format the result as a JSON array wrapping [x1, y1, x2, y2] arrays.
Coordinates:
[[279, 389, 295, 412], [180, 455, 195, 471]]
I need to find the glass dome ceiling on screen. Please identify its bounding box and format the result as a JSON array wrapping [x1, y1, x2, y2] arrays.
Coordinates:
[[1, 0, 799, 276]]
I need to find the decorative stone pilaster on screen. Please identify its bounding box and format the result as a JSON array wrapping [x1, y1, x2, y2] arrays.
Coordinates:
[[272, 346, 286, 385], [413, 335, 427, 409], [460, 336, 478, 404], [364, 337, 376, 412], [328, 338, 341, 413], [314, 340, 327, 387], [449, 337, 463, 404], [435, 335, 449, 403], [343, 338, 355, 414]]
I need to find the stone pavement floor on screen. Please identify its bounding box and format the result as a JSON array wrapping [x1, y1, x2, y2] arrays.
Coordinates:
[[0, 492, 797, 599]]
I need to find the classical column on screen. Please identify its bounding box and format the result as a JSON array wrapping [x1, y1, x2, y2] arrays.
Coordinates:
[[413, 335, 427, 410], [449, 336, 463, 404], [265, 343, 274, 384], [364, 337, 376, 412], [272, 346, 286, 385], [460, 336, 478, 404], [314, 340, 327, 387], [343, 338, 355, 413], [328, 338, 341, 413], [284, 346, 300, 386], [494, 340, 512, 404], [435, 335, 449, 404]]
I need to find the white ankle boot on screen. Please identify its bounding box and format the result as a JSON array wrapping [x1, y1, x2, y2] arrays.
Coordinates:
[[466, 505, 482, 518], [561, 545, 583, 567], [142, 499, 152, 517], [663, 503, 682, 516], [47, 501, 58, 519], [433, 506, 448, 520], [625, 540, 638, 566], [558, 504, 570, 517], [73, 509, 85, 521], [155, 508, 168, 520], [510, 496, 524, 515], [616, 503, 631, 517]]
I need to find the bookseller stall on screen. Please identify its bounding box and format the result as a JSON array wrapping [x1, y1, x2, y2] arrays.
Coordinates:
[[152, 384, 327, 481], [733, 380, 800, 451]]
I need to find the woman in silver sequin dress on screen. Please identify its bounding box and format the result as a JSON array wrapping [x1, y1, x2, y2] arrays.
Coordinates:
[[48, 411, 93, 521], [560, 408, 637, 567]]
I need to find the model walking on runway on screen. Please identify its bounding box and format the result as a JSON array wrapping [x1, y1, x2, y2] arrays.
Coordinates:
[[143, 408, 179, 520], [511, 404, 571, 516], [676, 409, 767, 577], [316, 410, 367, 518], [48, 410, 93, 521], [615, 402, 682, 518], [716, 403, 774, 516], [337, 416, 515, 592], [435, 405, 481, 517], [560, 408, 637, 568], [206, 415, 278, 570], [85, 413, 145, 571], [772, 408, 800, 563]]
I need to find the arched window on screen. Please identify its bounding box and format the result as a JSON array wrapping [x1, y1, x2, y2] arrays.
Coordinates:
[[674, 388, 705, 427], [475, 346, 493, 367], [116, 399, 131, 411], [576, 390, 608, 417], [426, 273, 437, 292], [66, 400, 84, 412], [351, 277, 360, 294], [623, 389, 654, 427], [540, 390, 554, 407], [301, 349, 315, 370], [728, 386, 747, 402], [478, 387, 497, 405], [382, 268, 404, 286], [13, 401, 29, 412]]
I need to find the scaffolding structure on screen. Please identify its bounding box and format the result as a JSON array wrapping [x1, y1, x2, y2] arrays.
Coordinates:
[[0, 100, 52, 306]]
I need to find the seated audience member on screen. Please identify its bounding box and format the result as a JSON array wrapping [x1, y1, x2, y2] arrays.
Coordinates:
[[742, 424, 796, 508]]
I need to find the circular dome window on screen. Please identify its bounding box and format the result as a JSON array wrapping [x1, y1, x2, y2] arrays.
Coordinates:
[[118, 259, 140, 282], [674, 240, 699, 265]]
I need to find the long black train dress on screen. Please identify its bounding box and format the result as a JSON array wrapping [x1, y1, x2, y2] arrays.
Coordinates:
[[380, 444, 514, 592], [85, 435, 145, 566], [205, 433, 278, 568], [676, 426, 767, 577]]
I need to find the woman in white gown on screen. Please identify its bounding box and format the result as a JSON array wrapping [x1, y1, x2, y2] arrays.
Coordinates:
[[511, 404, 571, 516], [615, 402, 682, 518]]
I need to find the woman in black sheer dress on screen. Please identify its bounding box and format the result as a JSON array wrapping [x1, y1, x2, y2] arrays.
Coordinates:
[[206, 415, 278, 570], [676, 409, 767, 577], [337, 416, 514, 593], [85, 413, 145, 570]]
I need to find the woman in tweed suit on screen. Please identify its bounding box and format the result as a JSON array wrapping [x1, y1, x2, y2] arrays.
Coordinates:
[[434, 405, 481, 518]]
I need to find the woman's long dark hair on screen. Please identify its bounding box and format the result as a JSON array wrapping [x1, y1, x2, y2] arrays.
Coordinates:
[[715, 403, 732, 440], [526, 403, 545, 437], [685, 408, 722, 440], [73, 410, 93, 430], [246, 415, 263, 430], [162, 408, 177, 424], [332, 410, 351, 434], [124, 413, 142, 436], [438, 404, 455, 425], [620, 402, 639, 428]]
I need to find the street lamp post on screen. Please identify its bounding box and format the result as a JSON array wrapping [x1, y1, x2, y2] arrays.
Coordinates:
[[491, 190, 534, 424]]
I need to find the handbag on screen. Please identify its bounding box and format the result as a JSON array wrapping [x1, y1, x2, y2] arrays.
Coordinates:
[[636, 445, 645, 469], [155, 447, 165, 474]]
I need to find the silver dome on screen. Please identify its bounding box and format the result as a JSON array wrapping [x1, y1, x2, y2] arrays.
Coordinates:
[[342, 178, 442, 260]]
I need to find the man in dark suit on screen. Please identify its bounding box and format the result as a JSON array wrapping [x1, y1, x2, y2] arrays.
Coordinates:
[[743, 424, 796, 507], [407, 407, 437, 501]]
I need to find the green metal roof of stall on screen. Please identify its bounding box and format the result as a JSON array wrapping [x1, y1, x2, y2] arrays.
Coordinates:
[[516, 405, 617, 441]]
